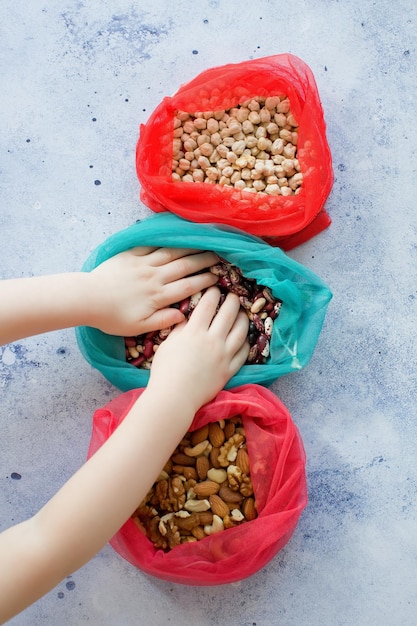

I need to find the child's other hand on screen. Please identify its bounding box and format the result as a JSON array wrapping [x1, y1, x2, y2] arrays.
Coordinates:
[[86, 247, 219, 336], [147, 286, 250, 411]]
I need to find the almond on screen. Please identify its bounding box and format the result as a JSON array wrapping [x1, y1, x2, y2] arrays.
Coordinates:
[[172, 465, 198, 481], [173, 512, 200, 531], [196, 455, 210, 481], [198, 511, 214, 525], [209, 494, 230, 518], [193, 480, 220, 497], [171, 453, 196, 466], [209, 446, 221, 469], [190, 424, 209, 446], [242, 497, 257, 521], [236, 448, 250, 475], [183, 466, 198, 481], [184, 478, 197, 492], [224, 421, 236, 440], [191, 525, 207, 540], [208, 422, 225, 447], [219, 485, 244, 503]]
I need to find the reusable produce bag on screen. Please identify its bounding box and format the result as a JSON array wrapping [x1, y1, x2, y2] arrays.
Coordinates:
[[87, 384, 307, 585], [75, 213, 332, 390], [136, 53, 333, 250]]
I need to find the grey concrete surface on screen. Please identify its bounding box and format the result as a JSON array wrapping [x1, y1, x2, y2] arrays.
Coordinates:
[[1, 1, 416, 624]]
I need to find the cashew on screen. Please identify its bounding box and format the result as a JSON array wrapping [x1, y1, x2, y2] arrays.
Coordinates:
[[230, 508, 245, 522], [159, 513, 174, 535], [204, 514, 224, 535], [184, 440, 209, 457], [206, 468, 228, 484], [184, 498, 211, 513]]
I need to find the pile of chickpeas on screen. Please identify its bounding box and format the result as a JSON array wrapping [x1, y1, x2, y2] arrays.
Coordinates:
[[172, 96, 302, 196]]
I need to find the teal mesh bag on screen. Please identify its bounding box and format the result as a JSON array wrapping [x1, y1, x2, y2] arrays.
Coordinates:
[[75, 213, 332, 390]]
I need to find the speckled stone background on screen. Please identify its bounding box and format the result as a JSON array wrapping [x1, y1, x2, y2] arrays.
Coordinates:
[[1, 1, 416, 625]]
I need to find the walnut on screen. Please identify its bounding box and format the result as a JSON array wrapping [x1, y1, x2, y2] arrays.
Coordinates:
[[154, 479, 168, 507], [133, 502, 155, 520], [218, 433, 245, 466], [148, 516, 169, 550], [227, 464, 243, 491], [132, 503, 157, 536], [227, 464, 253, 497], [158, 515, 182, 549], [240, 478, 254, 497], [223, 514, 238, 530], [153, 476, 186, 512]]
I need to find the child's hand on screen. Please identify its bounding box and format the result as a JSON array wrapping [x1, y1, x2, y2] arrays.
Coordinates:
[[86, 247, 219, 336], [147, 286, 250, 411]]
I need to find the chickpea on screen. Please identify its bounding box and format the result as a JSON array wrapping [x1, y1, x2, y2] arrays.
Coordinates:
[[216, 144, 229, 158], [259, 108, 271, 123], [248, 111, 261, 125], [194, 118, 207, 130], [192, 168, 205, 182], [207, 118, 219, 134], [210, 132, 222, 147], [231, 171, 242, 184], [255, 126, 267, 139], [179, 158, 191, 171], [235, 107, 249, 123], [242, 120, 254, 134], [199, 143, 214, 157], [206, 166, 219, 181], [183, 138, 197, 152]]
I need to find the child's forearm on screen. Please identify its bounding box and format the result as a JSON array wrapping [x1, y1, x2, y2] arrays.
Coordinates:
[[0, 273, 93, 346], [0, 387, 196, 623]]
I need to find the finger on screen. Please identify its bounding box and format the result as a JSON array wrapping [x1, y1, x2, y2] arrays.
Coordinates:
[[127, 246, 159, 257], [138, 308, 185, 334], [159, 271, 218, 306], [159, 251, 219, 283], [147, 248, 216, 268], [228, 338, 250, 374], [186, 286, 222, 330], [224, 309, 250, 352], [208, 292, 242, 336]]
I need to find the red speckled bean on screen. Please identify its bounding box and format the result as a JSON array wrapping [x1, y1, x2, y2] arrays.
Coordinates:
[[130, 355, 146, 367], [143, 339, 154, 360]]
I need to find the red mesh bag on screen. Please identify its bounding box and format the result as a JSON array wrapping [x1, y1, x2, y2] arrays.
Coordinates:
[[136, 53, 333, 250], [87, 384, 307, 585]]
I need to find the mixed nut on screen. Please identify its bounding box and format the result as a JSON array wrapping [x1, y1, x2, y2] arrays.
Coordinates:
[[132, 415, 257, 551], [124, 258, 282, 370], [172, 95, 302, 196]]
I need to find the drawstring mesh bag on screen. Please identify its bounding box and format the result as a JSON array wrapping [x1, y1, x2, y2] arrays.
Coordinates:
[[136, 53, 333, 250], [87, 384, 308, 585], [75, 213, 332, 391]]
